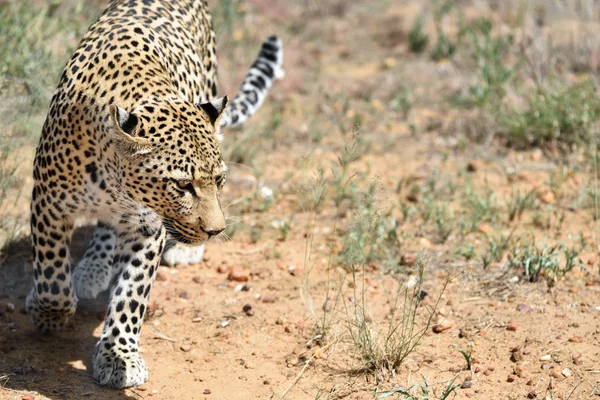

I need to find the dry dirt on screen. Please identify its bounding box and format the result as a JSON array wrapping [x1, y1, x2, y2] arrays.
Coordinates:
[[1, 1, 600, 400]]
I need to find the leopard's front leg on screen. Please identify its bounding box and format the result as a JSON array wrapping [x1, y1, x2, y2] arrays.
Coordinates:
[[26, 187, 78, 332], [93, 217, 166, 388]]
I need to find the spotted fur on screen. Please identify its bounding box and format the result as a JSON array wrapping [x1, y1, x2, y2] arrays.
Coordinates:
[[26, 0, 282, 389]]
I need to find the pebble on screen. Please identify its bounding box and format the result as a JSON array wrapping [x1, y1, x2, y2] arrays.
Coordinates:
[[562, 368, 572, 378], [243, 304, 254, 316], [507, 375, 515, 382], [155, 270, 169, 282], [466, 160, 482, 172], [538, 190, 555, 204], [510, 348, 522, 363], [540, 354, 552, 361], [261, 295, 277, 304], [203, 389, 211, 394], [461, 379, 472, 389], [551, 368, 562, 378], [21, 395, 35, 400], [432, 317, 453, 333], [568, 336, 584, 343], [527, 391, 538, 399], [216, 265, 229, 274], [263, 379, 271, 385], [516, 304, 532, 313], [506, 321, 518, 331], [6, 303, 15, 313], [180, 344, 191, 352], [400, 253, 417, 266], [228, 267, 249, 282], [192, 276, 204, 284]]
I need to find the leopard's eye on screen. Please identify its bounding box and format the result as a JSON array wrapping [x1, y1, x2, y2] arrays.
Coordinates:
[[174, 180, 195, 196], [177, 180, 191, 189]]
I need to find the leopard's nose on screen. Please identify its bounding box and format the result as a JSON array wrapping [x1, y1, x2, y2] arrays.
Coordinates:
[[203, 228, 224, 237]]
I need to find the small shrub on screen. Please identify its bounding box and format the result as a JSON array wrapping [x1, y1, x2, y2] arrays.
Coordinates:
[[499, 81, 600, 149], [408, 15, 429, 53], [508, 240, 583, 286], [343, 256, 446, 376], [462, 18, 513, 107]]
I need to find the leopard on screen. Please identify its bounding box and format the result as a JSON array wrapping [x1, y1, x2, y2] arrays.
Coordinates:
[[25, 0, 283, 389]]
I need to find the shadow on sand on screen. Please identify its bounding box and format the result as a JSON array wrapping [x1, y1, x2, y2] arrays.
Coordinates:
[[0, 227, 137, 400]]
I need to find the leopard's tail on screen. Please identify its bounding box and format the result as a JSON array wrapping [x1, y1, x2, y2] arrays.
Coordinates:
[[221, 36, 284, 128]]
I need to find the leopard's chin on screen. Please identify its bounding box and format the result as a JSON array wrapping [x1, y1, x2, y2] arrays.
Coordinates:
[[162, 218, 207, 245]]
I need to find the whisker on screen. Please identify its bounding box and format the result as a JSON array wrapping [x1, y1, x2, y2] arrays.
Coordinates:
[[223, 196, 250, 211], [224, 160, 256, 174]]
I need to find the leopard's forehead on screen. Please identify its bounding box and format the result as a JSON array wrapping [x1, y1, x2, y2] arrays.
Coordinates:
[[134, 98, 223, 177]]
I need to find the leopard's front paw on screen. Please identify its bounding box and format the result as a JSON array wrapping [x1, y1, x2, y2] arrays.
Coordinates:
[[25, 288, 77, 333], [93, 347, 148, 388]]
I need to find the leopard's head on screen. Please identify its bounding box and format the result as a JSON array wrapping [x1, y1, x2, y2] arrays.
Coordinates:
[[108, 96, 229, 243]]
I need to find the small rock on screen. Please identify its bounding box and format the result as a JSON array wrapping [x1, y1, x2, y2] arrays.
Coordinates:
[[261, 295, 277, 304], [21, 394, 35, 400], [527, 391, 538, 399], [244, 362, 254, 369], [381, 57, 396, 70], [432, 317, 453, 333], [507, 375, 515, 382], [180, 344, 191, 352], [461, 379, 472, 389], [538, 190, 555, 204], [516, 304, 532, 313], [156, 270, 169, 282], [400, 253, 417, 266], [540, 354, 552, 361], [478, 223, 494, 236], [216, 265, 229, 274], [242, 304, 254, 316], [510, 348, 522, 363], [568, 336, 583, 343], [192, 276, 204, 284], [562, 368, 572, 378], [228, 267, 248, 282], [263, 379, 271, 385], [506, 321, 518, 331], [179, 291, 190, 300], [203, 389, 211, 394], [541, 362, 553, 370], [551, 367, 562, 378], [530, 149, 542, 161], [6, 303, 15, 313], [466, 160, 481, 172]]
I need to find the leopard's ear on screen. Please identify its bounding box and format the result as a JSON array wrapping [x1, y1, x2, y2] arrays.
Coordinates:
[[197, 96, 229, 127], [109, 104, 153, 156]]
